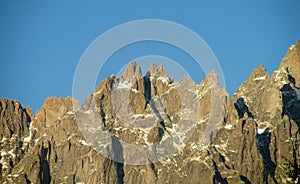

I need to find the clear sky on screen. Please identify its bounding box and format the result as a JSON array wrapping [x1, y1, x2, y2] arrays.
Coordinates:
[[1, 1, 300, 113]]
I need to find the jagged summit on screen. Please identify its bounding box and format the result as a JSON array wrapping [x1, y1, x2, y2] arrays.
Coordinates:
[[204, 70, 219, 84], [278, 41, 300, 88], [232, 64, 270, 99], [249, 64, 270, 80], [121, 62, 171, 80], [121, 61, 142, 79], [1, 41, 300, 183], [183, 74, 190, 81], [146, 64, 169, 78], [280, 41, 300, 70]]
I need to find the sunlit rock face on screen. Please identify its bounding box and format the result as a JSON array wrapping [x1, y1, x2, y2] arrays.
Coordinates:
[[1, 41, 300, 184]]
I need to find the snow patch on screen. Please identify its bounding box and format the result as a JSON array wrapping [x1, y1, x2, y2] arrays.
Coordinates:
[[190, 156, 201, 162], [274, 70, 280, 80], [8, 149, 15, 158], [23, 122, 34, 142], [256, 127, 267, 134], [289, 44, 296, 51], [157, 168, 163, 175], [67, 111, 75, 115], [132, 114, 155, 119], [116, 81, 132, 89], [224, 124, 233, 130], [1, 149, 16, 159], [253, 75, 266, 81], [80, 139, 90, 146], [1, 163, 8, 169], [190, 143, 198, 150], [1, 151, 8, 156], [161, 157, 171, 164], [34, 133, 47, 143], [273, 70, 289, 87], [67, 134, 76, 140], [94, 89, 103, 95], [1, 137, 8, 143], [83, 110, 92, 114], [23, 135, 31, 143], [157, 77, 170, 84], [131, 89, 139, 93]]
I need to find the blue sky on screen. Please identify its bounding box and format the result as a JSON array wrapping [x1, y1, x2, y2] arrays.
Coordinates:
[[1, 1, 300, 113]]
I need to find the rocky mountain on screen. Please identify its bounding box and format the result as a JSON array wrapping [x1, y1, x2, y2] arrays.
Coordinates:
[[1, 41, 300, 184]]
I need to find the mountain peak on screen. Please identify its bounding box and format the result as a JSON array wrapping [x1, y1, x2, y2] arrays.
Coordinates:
[[232, 64, 270, 102], [183, 74, 191, 82], [250, 64, 269, 79], [203, 70, 219, 86], [280, 41, 300, 69], [121, 61, 142, 79], [279, 41, 300, 87], [146, 64, 169, 78], [2, 41, 300, 183]]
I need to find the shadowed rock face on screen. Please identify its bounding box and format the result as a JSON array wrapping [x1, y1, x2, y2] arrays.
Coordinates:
[[234, 98, 253, 119], [1, 41, 300, 184], [256, 128, 277, 184], [281, 83, 300, 129]]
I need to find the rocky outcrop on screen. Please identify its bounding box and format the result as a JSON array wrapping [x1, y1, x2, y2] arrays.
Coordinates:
[[0, 99, 32, 182], [147, 64, 169, 78], [279, 41, 300, 88], [1, 41, 300, 183], [121, 61, 142, 79]]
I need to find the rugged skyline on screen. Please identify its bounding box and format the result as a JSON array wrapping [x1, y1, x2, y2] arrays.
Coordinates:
[[1, 1, 300, 113], [0, 41, 299, 183]]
